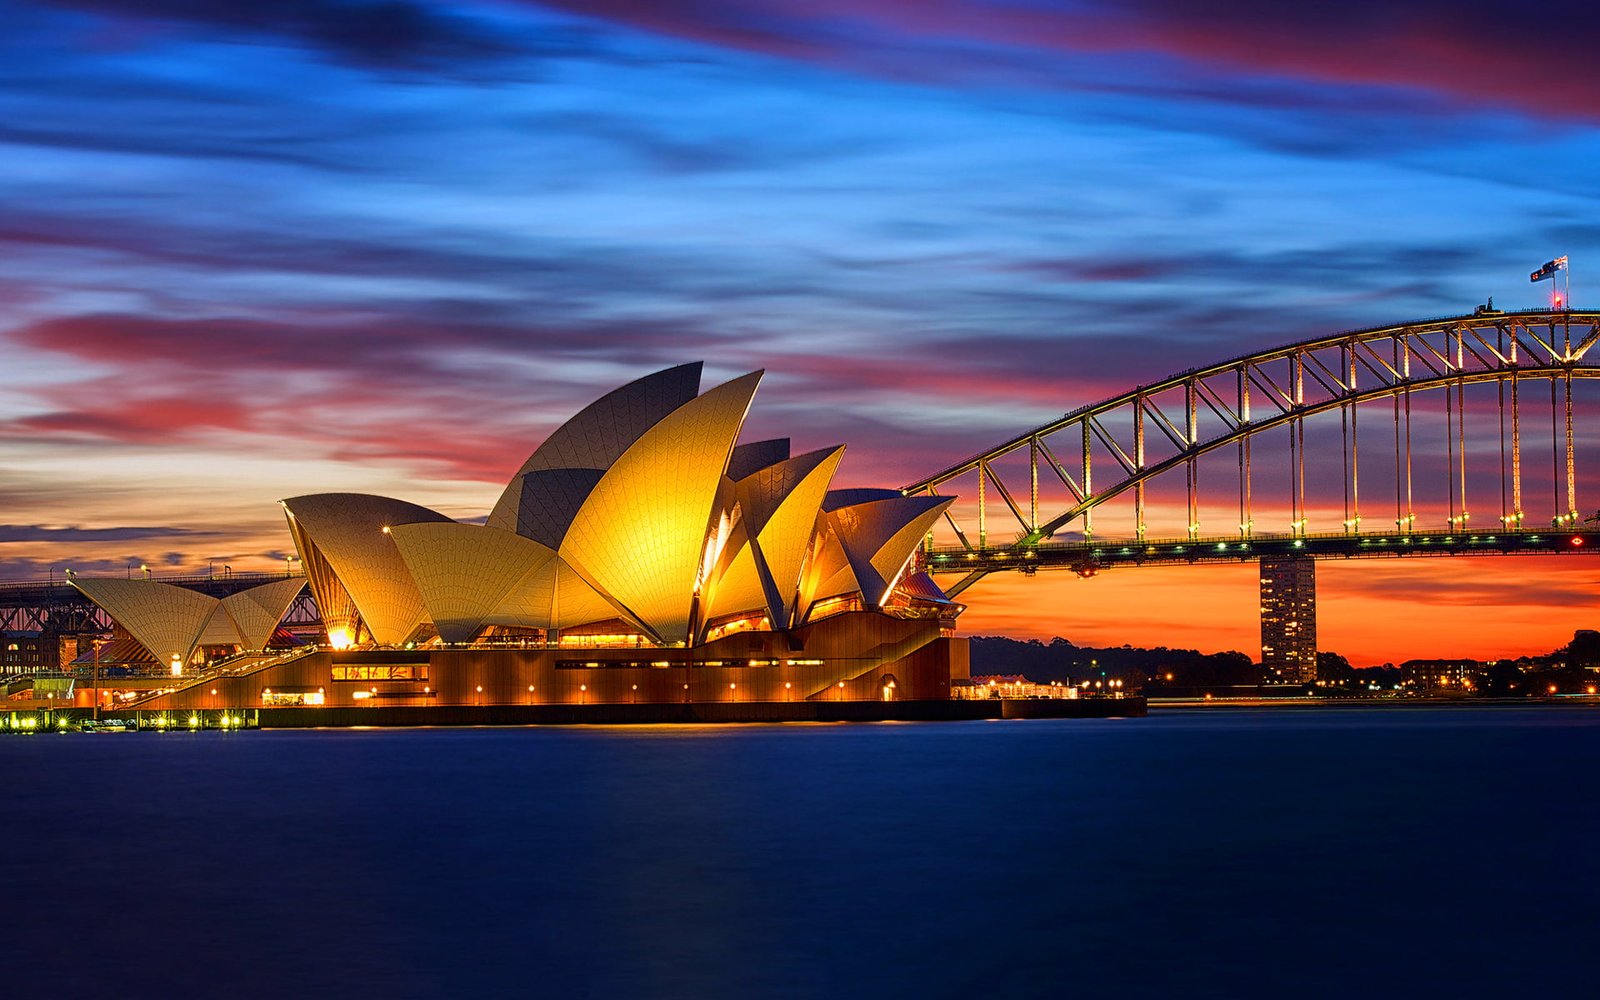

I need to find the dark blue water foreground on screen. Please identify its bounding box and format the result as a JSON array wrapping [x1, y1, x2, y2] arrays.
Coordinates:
[[5, 708, 1597, 998]]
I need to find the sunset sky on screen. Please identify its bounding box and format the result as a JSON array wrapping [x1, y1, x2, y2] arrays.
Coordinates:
[[5, 1, 1600, 665]]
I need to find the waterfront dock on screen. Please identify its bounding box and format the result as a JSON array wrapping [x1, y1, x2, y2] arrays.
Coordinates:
[[1, 695, 1144, 731]]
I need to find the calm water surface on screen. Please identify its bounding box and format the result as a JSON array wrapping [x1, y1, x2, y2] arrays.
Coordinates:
[[4, 708, 1597, 998]]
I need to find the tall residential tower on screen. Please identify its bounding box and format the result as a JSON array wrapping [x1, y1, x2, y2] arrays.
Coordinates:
[[1260, 554, 1317, 682]]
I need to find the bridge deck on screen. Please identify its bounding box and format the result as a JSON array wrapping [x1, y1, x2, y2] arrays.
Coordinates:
[[926, 527, 1600, 578]]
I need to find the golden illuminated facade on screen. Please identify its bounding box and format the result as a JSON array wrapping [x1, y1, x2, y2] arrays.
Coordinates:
[[70, 364, 969, 712], [284, 364, 959, 652], [69, 577, 305, 671]]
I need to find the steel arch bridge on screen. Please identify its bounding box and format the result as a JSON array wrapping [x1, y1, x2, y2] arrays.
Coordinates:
[[904, 308, 1600, 597]]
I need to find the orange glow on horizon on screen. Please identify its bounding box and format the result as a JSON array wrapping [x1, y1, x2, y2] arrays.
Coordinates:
[[952, 555, 1600, 667]]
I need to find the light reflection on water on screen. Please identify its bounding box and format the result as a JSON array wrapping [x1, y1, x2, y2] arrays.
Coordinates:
[[4, 708, 1597, 998]]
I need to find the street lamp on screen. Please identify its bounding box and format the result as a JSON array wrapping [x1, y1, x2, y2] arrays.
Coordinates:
[[91, 637, 107, 721]]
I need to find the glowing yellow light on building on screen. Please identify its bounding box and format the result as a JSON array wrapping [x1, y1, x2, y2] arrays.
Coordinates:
[[475, 685, 482, 693], [170, 654, 183, 677], [327, 626, 354, 650]]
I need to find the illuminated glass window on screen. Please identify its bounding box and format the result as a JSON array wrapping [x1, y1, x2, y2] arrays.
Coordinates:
[[261, 690, 325, 706], [330, 664, 425, 682]]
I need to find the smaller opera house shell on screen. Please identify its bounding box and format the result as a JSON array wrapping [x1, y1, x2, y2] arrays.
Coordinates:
[[85, 364, 969, 713]]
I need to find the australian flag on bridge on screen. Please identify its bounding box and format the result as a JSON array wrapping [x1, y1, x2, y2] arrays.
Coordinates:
[[1530, 256, 1568, 282]]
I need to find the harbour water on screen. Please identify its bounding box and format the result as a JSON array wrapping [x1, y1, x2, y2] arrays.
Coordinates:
[[5, 708, 1596, 997]]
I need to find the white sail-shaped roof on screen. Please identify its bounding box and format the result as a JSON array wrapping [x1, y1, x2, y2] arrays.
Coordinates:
[[71, 578, 223, 666], [221, 579, 306, 649], [285, 511, 361, 646], [506, 468, 606, 549], [495, 557, 624, 631], [822, 487, 902, 511], [194, 606, 244, 648], [389, 523, 561, 643], [726, 438, 790, 481], [281, 493, 451, 645], [701, 516, 766, 627], [560, 370, 763, 644], [828, 494, 953, 606], [794, 520, 862, 619], [486, 363, 703, 535], [710, 444, 844, 627]]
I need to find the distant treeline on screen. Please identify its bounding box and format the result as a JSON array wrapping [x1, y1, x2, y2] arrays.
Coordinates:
[[968, 629, 1600, 694], [968, 635, 1256, 686]]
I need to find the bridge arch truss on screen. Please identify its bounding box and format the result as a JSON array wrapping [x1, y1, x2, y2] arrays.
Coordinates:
[[905, 310, 1600, 580]]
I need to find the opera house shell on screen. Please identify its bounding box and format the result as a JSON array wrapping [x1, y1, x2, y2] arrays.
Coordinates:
[[72, 364, 969, 713]]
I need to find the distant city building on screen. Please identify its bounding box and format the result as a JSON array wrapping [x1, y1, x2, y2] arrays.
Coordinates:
[[1260, 555, 1316, 683], [1, 631, 46, 673], [1401, 660, 1483, 692], [956, 675, 1080, 699]]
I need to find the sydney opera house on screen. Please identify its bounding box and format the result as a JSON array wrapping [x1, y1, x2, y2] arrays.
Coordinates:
[[68, 364, 971, 718]]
